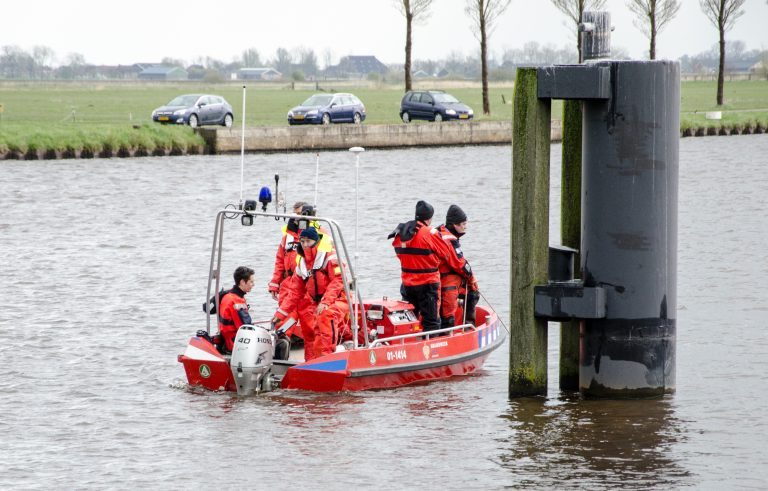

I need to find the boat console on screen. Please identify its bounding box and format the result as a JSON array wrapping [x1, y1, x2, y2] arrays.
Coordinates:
[[363, 298, 422, 341]]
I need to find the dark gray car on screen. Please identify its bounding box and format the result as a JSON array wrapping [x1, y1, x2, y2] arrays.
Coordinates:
[[399, 90, 474, 123]]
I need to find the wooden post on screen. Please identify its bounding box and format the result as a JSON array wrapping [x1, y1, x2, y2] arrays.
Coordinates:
[[559, 99, 582, 392], [510, 68, 551, 397]]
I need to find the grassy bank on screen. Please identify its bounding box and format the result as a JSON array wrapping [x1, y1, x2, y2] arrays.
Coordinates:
[[0, 122, 205, 158], [0, 79, 765, 158], [680, 80, 768, 132]]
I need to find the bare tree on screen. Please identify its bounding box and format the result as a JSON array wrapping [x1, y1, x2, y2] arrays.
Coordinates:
[[700, 0, 746, 105], [550, 0, 607, 63], [294, 47, 318, 77], [760, 50, 768, 81], [394, 0, 434, 91], [32, 45, 54, 79], [241, 48, 261, 67], [466, 0, 512, 115], [161, 57, 186, 67], [272, 47, 293, 76], [627, 0, 681, 59], [0, 46, 34, 79], [322, 48, 334, 71], [65, 52, 86, 79], [202, 56, 225, 71]]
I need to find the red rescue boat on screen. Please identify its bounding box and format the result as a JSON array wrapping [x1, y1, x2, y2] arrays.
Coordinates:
[[281, 305, 503, 392], [178, 207, 505, 394]]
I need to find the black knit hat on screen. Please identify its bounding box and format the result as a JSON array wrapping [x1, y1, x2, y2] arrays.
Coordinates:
[[415, 200, 434, 221], [446, 204, 467, 225], [300, 227, 319, 242]]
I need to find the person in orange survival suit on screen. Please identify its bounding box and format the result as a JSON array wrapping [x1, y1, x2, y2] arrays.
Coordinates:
[[271, 227, 349, 361], [267, 202, 325, 339], [217, 266, 255, 353], [267, 201, 307, 302], [437, 204, 479, 327], [388, 200, 455, 333]]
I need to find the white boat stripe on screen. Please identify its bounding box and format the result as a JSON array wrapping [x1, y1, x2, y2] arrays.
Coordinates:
[[184, 343, 224, 362]]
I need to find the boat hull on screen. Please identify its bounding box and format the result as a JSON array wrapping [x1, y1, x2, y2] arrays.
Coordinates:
[[280, 312, 504, 392], [179, 307, 504, 393]]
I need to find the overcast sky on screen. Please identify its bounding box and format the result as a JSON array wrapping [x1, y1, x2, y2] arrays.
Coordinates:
[[3, 0, 767, 66]]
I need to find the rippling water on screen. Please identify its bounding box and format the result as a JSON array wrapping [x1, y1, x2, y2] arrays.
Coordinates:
[[1, 136, 767, 489]]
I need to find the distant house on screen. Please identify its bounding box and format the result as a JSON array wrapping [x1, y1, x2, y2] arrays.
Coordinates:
[[436, 68, 450, 78], [138, 65, 188, 81], [725, 60, 756, 73], [187, 64, 206, 80], [90, 64, 143, 80], [237, 67, 282, 81], [326, 55, 388, 79], [413, 70, 431, 79]]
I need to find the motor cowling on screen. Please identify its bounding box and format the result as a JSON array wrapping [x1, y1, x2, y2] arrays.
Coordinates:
[[229, 325, 276, 395]]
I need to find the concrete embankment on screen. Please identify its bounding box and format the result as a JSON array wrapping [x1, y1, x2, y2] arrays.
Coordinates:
[[197, 120, 563, 153], [2, 121, 764, 160]]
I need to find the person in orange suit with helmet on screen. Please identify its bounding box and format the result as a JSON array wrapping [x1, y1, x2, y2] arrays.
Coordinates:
[[388, 200, 456, 333], [268, 201, 308, 302], [437, 204, 479, 328], [268, 202, 327, 341], [271, 227, 348, 361]]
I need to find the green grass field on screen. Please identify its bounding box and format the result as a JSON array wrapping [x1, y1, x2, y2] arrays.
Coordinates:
[[0, 79, 765, 154], [679, 80, 768, 129], [0, 81, 521, 126]]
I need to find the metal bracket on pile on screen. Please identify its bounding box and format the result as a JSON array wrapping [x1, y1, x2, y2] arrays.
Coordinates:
[[534, 280, 606, 320], [537, 65, 611, 101]]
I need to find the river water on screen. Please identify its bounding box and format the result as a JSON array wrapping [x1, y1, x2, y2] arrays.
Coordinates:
[[1, 135, 767, 489]]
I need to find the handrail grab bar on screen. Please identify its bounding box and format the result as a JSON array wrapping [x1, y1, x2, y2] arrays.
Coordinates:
[[369, 323, 477, 348]]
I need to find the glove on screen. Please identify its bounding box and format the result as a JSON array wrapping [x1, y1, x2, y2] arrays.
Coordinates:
[[268, 282, 280, 301], [469, 277, 479, 292], [316, 303, 329, 315], [271, 310, 287, 329]]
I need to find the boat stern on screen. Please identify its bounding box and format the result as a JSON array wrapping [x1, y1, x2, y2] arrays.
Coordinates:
[[178, 336, 235, 392]]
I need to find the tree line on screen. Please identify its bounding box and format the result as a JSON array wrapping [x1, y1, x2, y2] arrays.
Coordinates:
[[0, 1, 759, 108], [397, 0, 751, 109]]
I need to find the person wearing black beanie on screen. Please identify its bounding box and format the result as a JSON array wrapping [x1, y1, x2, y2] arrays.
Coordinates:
[[445, 204, 467, 227], [299, 227, 319, 243], [437, 204, 479, 327], [415, 200, 434, 222], [387, 200, 454, 333]]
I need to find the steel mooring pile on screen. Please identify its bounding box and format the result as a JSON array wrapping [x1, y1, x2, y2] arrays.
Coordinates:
[[510, 11, 678, 398]]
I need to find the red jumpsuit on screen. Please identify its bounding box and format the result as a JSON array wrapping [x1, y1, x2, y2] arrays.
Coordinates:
[[389, 220, 455, 332], [437, 224, 474, 327], [275, 234, 348, 361], [218, 286, 252, 352], [269, 224, 300, 303], [269, 222, 329, 339]]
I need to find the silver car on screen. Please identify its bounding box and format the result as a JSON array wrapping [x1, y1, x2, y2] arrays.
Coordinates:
[[152, 94, 234, 128]]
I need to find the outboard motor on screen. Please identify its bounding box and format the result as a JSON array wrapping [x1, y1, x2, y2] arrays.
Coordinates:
[[230, 325, 276, 395]]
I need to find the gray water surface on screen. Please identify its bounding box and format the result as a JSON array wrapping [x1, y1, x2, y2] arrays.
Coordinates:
[[1, 136, 767, 489]]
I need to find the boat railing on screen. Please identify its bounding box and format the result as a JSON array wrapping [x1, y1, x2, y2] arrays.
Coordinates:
[[204, 209, 369, 349], [368, 322, 476, 348]]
